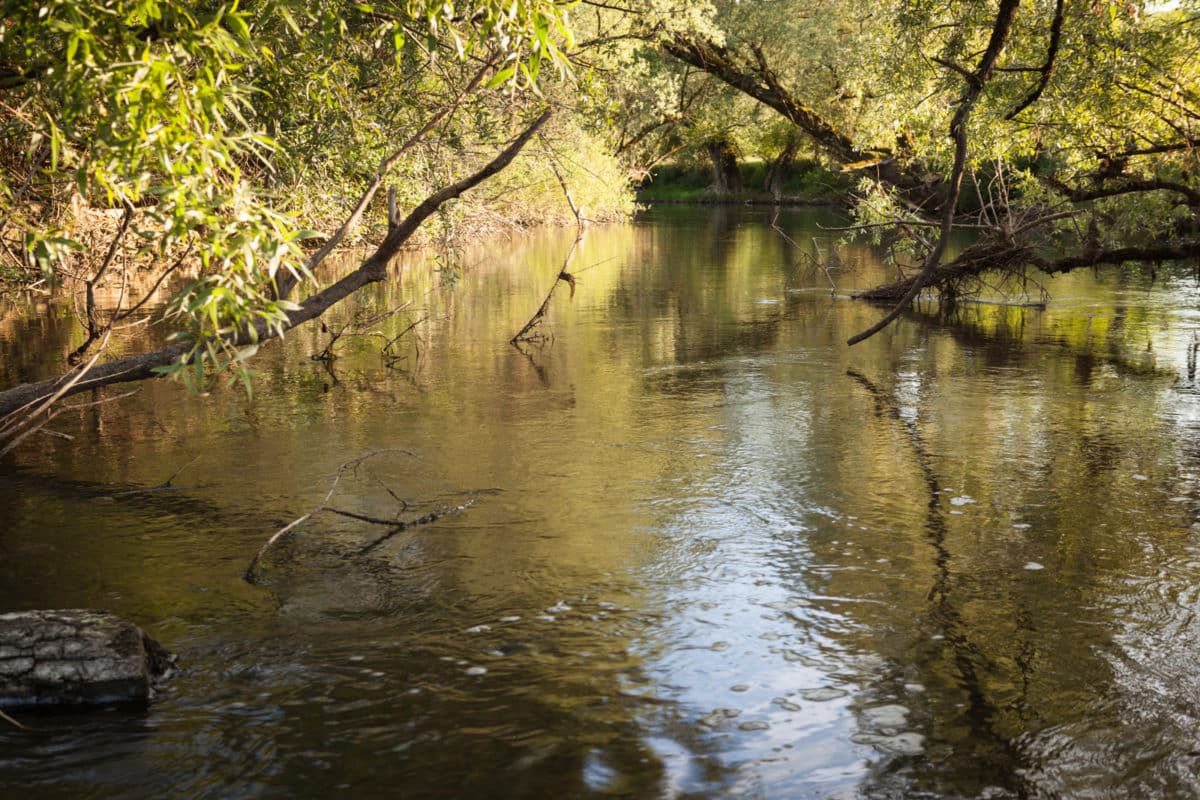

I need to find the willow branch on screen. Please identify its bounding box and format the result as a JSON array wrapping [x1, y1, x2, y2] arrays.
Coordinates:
[[1005, 0, 1064, 120], [848, 0, 1022, 345]]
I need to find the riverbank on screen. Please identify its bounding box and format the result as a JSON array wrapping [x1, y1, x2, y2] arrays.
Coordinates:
[[635, 160, 856, 206]]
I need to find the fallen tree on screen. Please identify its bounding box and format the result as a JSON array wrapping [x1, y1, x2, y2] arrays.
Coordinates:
[[0, 1, 585, 455], [656, 1, 1200, 341]]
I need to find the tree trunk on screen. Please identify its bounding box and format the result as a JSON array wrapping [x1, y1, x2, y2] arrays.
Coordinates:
[[0, 610, 173, 707], [763, 138, 799, 197], [663, 36, 938, 207], [706, 139, 744, 194]]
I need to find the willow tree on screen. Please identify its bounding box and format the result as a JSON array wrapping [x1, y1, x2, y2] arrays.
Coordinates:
[[659, 0, 1200, 340], [0, 0, 579, 449]]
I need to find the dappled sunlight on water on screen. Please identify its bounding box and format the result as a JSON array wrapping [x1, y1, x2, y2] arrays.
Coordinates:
[[5, 207, 1200, 797]]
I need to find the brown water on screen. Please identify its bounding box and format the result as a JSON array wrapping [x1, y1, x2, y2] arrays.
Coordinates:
[[3, 206, 1200, 798]]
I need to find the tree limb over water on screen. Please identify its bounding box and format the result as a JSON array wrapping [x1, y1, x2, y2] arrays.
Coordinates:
[[658, 2, 1200, 339], [0, 112, 552, 435]]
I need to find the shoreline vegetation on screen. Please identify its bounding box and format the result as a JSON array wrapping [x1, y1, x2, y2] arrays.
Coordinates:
[[3, 1, 1199, 454], [635, 160, 854, 207]]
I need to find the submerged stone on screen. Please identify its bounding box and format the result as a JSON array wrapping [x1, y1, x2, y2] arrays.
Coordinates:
[[698, 708, 742, 728], [861, 704, 910, 730]]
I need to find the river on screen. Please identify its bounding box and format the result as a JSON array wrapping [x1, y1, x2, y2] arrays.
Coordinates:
[[3, 206, 1200, 798]]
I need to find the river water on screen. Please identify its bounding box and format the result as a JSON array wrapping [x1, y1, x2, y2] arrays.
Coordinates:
[[3, 206, 1200, 798]]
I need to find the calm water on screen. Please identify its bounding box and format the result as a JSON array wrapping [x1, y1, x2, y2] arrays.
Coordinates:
[[3, 207, 1200, 798]]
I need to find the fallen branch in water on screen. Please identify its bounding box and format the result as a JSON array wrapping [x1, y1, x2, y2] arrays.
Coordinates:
[[770, 206, 839, 293], [242, 449, 479, 583], [105, 455, 202, 499], [511, 234, 582, 344], [244, 449, 414, 582], [511, 148, 586, 344], [356, 498, 476, 555], [312, 301, 413, 363]]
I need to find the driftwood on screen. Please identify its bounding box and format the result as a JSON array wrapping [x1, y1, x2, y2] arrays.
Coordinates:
[[0, 610, 173, 709]]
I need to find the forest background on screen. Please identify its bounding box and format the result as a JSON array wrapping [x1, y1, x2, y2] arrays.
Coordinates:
[[1, 0, 1198, 449]]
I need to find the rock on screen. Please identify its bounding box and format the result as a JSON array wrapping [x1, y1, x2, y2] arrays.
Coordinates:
[[0, 610, 173, 707]]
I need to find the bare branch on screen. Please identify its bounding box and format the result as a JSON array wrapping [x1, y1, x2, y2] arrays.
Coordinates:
[[244, 448, 415, 583]]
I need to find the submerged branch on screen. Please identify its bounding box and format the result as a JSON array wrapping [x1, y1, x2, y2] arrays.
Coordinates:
[[244, 448, 416, 583]]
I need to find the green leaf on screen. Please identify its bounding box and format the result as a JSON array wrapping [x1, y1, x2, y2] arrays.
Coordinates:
[[485, 66, 516, 88], [226, 12, 251, 41]]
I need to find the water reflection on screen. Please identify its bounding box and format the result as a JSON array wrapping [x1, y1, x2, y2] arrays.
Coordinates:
[[3, 207, 1200, 797]]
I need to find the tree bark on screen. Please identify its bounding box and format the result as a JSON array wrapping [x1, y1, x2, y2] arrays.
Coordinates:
[[0, 610, 172, 707], [855, 238, 1200, 302], [662, 36, 937, 206]]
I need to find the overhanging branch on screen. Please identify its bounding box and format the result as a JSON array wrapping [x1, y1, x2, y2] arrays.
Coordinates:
[[0, 111, 553, 424]]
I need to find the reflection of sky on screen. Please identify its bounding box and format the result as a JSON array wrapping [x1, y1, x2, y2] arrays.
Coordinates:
[[628, 352, 905, 797]]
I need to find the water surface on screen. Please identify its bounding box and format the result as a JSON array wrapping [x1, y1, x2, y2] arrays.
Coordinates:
[[3, 206, 1200, 798]]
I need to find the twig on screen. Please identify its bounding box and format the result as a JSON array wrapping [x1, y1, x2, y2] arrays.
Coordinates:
[[107, 455, 203, 498], [0, 708, 28, 730], [69, 203, 133, 366], [0, 332, 118, 457], [314, 301, 414, 362], [243, 448, 416, 583], [112, 240, 194, 323], [356, 498, 476, 555], [771, 208, 837, 292]]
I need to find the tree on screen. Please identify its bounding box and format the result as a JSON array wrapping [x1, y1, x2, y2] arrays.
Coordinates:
[[656, 0, 1200, 342], [0, 0, 580, 449]]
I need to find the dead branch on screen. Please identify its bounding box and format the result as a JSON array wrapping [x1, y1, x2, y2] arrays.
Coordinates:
[[771, 207, 837, 292], [0, 708, 28, 730], [0, 329, 115, 456], [382, 315, 429, 365], [510, 155, 588, 343], [511, 232, 583, 343], [540, 133, 586, 225], [244, 448, 415, 583], [313, 301, 414, 362], [67, 203, 134, 366], [104, 455, 203, 499], [355, 498, 477, 555]]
